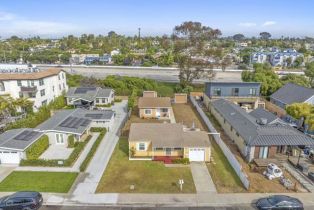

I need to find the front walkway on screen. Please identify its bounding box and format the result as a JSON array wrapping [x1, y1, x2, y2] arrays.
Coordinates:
[[40, 145, 73, 160], [0, 165, 16, 182], [70, 100, 128, 200], [15, 133, 99, 172], [190, 162, 217, 193]]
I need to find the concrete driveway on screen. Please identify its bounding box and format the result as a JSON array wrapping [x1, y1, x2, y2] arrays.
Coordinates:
[[190, 162, 217, 193], [0, 165, 16, 182]]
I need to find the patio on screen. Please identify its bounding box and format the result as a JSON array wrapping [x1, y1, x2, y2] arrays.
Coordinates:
[[40, 145, 74, 160]]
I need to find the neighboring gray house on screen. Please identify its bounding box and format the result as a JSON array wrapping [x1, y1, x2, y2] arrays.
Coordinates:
[[209, 99, 314, 162], [249, 108, 286, 125], [0, 129, 44, 164], [204, 82, 263, 109], [66, 87, 114, 108], [270, 83, 314, 109], [37, 108, 114, 147]]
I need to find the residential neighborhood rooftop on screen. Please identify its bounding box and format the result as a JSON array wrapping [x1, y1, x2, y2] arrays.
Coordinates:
[[0, 68, 64, 80], [66, 87, 113, 102], [211, 99, 314, 146], [0, 128, 43, 151], [270, 83, 314, 105], [249, 107, 281, 124], [138, 97, 172, 108], [129, 123, 210, 148]]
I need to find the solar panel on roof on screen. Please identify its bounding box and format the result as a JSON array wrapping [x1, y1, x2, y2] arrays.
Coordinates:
[[85, 113, 103, 119], [81, 119, 91, 127], [59, 117, 90, 129], [74, 87, 97, 94], [14, 130, 38, 141]]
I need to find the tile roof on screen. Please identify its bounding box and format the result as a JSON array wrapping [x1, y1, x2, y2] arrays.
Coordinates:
[[0, 68, 63, 80], [0, 128, 43, 151], [270, 83, 314, 105], [211, 99, 314, 146], [138, 97, 172, 108], [66, 87, 113, 102], [249, 108, 279, 124], [128, 123, 210, 148]]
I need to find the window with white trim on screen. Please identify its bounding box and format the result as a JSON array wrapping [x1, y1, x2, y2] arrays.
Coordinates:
[[138, 143, 146, 151], [144, 109, 152, 115]]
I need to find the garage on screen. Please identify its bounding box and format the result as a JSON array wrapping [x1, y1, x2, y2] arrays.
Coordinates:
[[0, 151, 21, 164], [189, 148, 205, 161]]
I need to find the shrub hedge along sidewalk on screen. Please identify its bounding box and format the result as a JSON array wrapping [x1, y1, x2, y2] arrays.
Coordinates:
[[20, 135, 92, 167], [80, 127, 107, 172], [26, 135, 49, 160]]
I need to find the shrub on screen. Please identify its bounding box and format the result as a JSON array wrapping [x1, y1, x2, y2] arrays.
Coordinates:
[[96, 104, 112, 108], [67, 135, 75, 148], [80, 130, 106, 171], [127, 88, 137, 110], [172, 158, 190, 164], [90, 127, 107, 133], [25, 135, 49, 160], [114, 98, 122, 103], [21, 135, 92, 167]]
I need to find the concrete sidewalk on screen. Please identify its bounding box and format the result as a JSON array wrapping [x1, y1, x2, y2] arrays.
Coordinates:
[[190, 162, 217, 193], [14, 133, 99, 173]]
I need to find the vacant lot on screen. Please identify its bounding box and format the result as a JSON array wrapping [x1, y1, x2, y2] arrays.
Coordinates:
[[0, 171, 78, 193], [96, 138, 196, 193], [173, 102, 245, 193], [205, 111, 305, 193]]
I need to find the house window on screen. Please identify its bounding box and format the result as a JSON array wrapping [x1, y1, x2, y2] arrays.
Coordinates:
[[249, 88, 257, 96], [161, 108, 168, 112], [39, 79, 44, 86], [28, 92, 36, 98], [58, 74, 61, 80], [230, 126, 233, 131], [42, 100, 47, 106], [52, 86, 55, 92], [236, 132, 239, 137], [62, 73, 65, 79], [40, 89, 45, 96], [231, 88, 239, 96], [59, 84, 61, 90], [28, 80, 35, 87], [138, 143, 146, 151], [213, 88, 221, 96], [102, 98, 107, 103], [144, 109, 152, 115], [96, 98, 100, 104], [17, 80, 22, 86], [63, 83, 65, 89], [56, 133, 64, 144], [174, 148, 182, 151]]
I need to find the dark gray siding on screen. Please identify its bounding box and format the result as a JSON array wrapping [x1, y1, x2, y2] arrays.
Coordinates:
[[205, 82, 261, 98]]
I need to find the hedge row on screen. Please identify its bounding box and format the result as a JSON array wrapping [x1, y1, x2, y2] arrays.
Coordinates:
[[20, 135, 92, 167], [90, 127, 107, 133], [80, 130, 106, 172], [26, 135, 49, 160]]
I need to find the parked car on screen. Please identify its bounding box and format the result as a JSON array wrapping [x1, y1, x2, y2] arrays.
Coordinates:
[[256, 195, 303, 210], [263, 163, 283, 180], [0, 191, 43, 210]]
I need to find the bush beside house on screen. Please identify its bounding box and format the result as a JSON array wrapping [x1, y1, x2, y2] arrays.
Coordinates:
[[25, 135, 49, 160], [67, 135, 75, 148]]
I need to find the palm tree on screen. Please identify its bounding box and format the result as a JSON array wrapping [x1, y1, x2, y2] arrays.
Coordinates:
[[13, 98, 34, 114]]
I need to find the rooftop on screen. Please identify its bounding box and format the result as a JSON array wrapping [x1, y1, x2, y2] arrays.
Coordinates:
[[0, 68, 63, 80], [0, 128, 43, 151], [129, 123, 210, 148], [138, 97, 172, 108], [211, 99, 314, 146], [270, 83, 314, 105], [249, 108, 281, 124], [66, 87, 113, 102]]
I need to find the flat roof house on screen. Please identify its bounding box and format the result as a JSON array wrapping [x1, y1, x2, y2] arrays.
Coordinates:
[[37, 108, 114, 147], [66, 87, 114, 108], [129, 123, 211, 162], [209, 99, 314, 162], [138, 91, 172, 120], [270, 83, 314, 109], [0, 129, 44, 164], [204, 81, 263, 110]]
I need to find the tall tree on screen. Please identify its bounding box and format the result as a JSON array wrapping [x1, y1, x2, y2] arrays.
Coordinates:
[[233, 33, 245, 41], [173, 21, 222, 87], [259, 32, 272, 40], [305, 62, 314, 87]]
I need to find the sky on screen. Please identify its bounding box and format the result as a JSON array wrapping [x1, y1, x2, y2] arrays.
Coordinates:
[[0, 0, 314, 38]]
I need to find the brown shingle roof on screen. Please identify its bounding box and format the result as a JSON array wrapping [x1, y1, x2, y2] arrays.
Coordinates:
[[138, 97, 171, 108], [0, 68, 63, 80], [128, 123, 210, 148]]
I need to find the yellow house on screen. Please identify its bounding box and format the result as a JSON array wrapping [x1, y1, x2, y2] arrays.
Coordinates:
[[128, 123, 211, 162], [138, 97, 173, 120]]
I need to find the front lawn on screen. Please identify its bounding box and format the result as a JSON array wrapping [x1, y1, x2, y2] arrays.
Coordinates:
[[0, 171, 78, 193], [96, 138, 196, 193]]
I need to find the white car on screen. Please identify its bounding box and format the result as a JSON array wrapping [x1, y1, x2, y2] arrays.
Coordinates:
[[263, 163, 283, 180]]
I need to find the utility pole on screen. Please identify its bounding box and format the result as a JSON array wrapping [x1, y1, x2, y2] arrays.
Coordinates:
[[138, 27, 141, 44]]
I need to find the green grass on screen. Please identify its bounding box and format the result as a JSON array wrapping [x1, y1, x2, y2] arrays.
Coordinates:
[[96, 138, 196, 193], [0, 171, 78, 193]]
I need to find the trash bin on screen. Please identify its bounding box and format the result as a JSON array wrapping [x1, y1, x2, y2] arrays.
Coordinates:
[[297, 163, 309, 173]]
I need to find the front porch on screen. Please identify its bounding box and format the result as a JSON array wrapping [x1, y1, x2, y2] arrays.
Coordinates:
[[40, 145, 74, 160]]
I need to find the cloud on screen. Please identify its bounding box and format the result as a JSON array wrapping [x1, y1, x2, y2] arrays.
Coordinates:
[[0, 11, 80, 37], [238, 22, 257, 27], [262, 21, 276, 26]]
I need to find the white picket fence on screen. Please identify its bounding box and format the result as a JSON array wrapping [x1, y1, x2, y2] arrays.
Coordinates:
[[190, 96, 250, 190]]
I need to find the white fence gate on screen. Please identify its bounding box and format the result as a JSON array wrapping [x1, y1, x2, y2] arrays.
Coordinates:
[[190, 96, 250, 190]]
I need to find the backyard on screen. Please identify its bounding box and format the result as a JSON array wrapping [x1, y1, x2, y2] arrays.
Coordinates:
[[172, 102, 246, 193], [96, 137, 196, 193], [0, 171, 78, 193]]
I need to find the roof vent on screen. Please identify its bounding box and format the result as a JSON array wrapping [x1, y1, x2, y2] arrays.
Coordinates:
[[257, 118, 268, 125], [230, 112, 236, 116]]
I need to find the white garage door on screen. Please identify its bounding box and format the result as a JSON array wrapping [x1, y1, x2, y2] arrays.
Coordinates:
[[189, 148, 205, 161], [0, 151, 20, 164]]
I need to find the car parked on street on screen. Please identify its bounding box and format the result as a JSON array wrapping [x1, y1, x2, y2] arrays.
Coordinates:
[[0, 191, 43, 210], [256, 195, 303, 210]]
